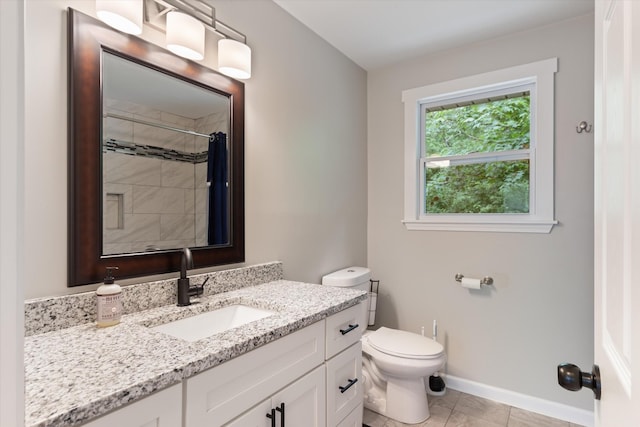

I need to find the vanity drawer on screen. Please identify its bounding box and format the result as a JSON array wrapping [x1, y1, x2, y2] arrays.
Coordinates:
[[326, 342, 362, 426], [336, 403, 364, 427], [184, 320, 325, 427], [325, 301, 367, 359]]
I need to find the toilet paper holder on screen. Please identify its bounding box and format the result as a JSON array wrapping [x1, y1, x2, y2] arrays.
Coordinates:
[[454, 273, 493, 286]]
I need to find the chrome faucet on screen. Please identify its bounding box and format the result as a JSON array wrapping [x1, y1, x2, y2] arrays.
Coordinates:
[[177, 248, 208, 306]]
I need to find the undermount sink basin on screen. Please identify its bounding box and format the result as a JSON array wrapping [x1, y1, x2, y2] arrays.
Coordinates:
[[151, 304, 275, 342]]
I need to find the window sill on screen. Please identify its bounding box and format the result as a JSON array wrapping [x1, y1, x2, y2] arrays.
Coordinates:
[[402, 218, 557, 233]]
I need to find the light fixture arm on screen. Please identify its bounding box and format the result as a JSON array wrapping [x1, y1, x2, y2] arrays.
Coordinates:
[[144, 0, 247, 43]]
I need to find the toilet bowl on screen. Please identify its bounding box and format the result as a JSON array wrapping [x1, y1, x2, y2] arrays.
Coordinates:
[[361, 327, 445, 424], [322, 267, 447, 425]]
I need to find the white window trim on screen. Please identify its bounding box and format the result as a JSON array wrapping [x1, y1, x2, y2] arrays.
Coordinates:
[[402, 58, 558, 233]]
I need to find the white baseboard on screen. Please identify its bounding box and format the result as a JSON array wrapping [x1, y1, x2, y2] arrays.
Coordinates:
[[444, 375, 594, 427]]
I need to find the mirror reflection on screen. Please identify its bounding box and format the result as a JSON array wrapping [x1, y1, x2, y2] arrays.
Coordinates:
[[102, 53, 230, 255]]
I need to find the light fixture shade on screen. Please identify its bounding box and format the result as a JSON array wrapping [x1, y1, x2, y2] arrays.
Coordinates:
[[218, 39, 252, 80], [96, 0, 143, 35], [166, 11, 205, 61]]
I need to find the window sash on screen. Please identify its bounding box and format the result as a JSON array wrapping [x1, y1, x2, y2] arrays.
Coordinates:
[[420, 150, 532, 217], [420, 83, 534, 159], [419, 86, 534, 217]]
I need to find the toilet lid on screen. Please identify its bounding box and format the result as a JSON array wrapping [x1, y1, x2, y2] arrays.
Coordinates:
[[367, 327, 444, 360]]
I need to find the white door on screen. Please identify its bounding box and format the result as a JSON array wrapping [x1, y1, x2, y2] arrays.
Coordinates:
[[593, 0, 640, 425]]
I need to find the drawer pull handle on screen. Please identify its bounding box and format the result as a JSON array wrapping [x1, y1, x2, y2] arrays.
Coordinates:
[[276, 402, 285, 427], [266, 408, 276, 427], [339, 378, 358, 393], [339, 324, 359, 335]]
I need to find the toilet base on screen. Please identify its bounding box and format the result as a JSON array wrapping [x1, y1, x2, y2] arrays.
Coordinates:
[[363, 375, 430, 424]]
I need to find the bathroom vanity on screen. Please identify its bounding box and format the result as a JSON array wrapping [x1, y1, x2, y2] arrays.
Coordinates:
[[185, 302, 364, 427], [24, 264, 368, 427]]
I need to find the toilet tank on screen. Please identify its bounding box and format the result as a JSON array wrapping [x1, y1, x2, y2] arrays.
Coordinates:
[[322, 267, 371, 292]]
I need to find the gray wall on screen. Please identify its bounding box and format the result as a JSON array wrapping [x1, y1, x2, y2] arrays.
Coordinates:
[[367, 14, 594, 410], [23, 0, 367, 298]]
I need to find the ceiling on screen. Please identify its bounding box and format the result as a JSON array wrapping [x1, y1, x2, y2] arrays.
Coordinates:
[[273, 0, 595, 70]]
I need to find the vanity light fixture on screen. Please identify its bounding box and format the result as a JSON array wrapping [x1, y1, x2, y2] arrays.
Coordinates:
[[96, 0, 143, 35], [95, 0, 252, 79], [218, 38, 252, 80], [166, 10, 205, 61]]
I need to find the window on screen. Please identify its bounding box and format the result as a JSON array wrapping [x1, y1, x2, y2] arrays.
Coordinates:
[[402, 58, 558, 233], [423, 88, 531, 214]]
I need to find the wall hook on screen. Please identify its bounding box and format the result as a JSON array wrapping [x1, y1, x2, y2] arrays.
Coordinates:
[[576, 121, 592, 133]]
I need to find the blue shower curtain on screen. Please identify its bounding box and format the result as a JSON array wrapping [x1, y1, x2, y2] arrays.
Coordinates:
[[207, 132, 228, 245]]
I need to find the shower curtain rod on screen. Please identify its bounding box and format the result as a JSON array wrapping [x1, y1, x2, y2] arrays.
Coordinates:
[[104, 112, 211, 138]]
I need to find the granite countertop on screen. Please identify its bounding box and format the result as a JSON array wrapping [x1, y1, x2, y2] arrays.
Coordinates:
[[25, 280, 368, 427]]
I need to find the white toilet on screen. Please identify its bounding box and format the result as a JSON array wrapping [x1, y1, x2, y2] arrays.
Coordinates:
[[322, 267, 446, 425]]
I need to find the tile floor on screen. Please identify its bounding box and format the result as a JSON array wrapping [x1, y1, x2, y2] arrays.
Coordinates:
[[363, 390, 586, 427]]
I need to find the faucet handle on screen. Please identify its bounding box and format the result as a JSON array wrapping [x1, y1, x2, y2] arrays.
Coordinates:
[[188, 277, 209, 299], [196, 277, 209, 297]]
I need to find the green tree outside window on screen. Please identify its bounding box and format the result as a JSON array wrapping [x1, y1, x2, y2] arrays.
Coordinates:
[[424, 95, 530, 214]]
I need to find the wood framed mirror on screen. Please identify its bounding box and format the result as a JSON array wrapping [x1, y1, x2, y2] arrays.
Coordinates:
[[68, 8, 244, 286]]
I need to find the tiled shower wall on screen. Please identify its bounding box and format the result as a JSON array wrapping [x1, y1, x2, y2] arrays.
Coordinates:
[[103, 99, 228, 254]]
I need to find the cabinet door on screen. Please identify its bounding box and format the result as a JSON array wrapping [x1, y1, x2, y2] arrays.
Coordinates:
[[225, 399, 272, 427], [271, 365, 326, 427], [81, 383, 181, 427], [326, 343, 362, 426]]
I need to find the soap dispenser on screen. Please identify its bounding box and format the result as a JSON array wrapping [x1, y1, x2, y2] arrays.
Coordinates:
[[96, 266, 122, 327]]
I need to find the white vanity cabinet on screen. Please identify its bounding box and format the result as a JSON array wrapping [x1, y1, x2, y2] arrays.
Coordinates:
[[80, 383, 182, 427], [183, 300, 367, 427]]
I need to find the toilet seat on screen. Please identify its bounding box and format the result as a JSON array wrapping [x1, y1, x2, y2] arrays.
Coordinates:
[[367, 327, 444, 360]]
